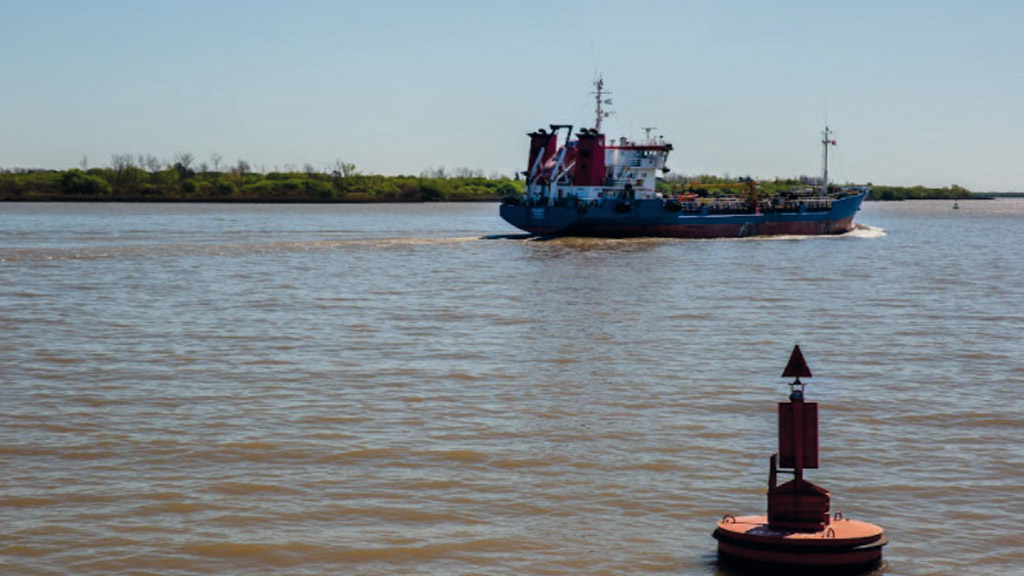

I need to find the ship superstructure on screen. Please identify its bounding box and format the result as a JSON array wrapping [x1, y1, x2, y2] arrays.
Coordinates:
[[522, 78, 671, 207]]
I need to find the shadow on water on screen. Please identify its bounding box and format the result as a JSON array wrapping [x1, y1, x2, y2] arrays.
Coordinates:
[[479, 233, 622, 244], [482, 225, 885, 243], [481, 233, 667, 252], [480, 233, 536, 240], [713, 556, 890, 576]]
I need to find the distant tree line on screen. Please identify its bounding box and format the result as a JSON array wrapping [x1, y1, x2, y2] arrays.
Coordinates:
[[864, 183, 972, 201], [0, 154, 522, 202], [1, 154, 976, 202], [658, 174, 974, 200]]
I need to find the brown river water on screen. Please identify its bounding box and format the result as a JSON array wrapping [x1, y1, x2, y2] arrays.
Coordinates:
[[1, 200, 1023, 575]]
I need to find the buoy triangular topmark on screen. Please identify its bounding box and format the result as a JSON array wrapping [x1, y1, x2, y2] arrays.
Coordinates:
[[782, 345, 812, 379]]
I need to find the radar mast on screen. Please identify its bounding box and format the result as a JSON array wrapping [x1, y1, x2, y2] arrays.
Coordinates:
[[592, 76, 613, 132]]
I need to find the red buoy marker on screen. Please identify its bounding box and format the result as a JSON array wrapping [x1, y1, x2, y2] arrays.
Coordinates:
[[712, 346, 887, 569]]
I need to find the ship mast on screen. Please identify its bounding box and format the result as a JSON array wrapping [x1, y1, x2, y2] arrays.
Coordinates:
[[593, 76, 612, 132], [821, 126, 835, 194]]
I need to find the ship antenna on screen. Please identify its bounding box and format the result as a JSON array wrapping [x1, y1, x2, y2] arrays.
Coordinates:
[[642, 126, 657, 144], [593, 76, 613, 133]]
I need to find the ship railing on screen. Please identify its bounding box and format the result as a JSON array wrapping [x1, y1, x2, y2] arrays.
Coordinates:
[[773, 198, 834, 212], [708, 200, 748, 213]]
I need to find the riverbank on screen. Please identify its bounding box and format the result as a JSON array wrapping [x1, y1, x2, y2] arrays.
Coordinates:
[[0, 167, 989, 203], [0, 168, 517, 203]]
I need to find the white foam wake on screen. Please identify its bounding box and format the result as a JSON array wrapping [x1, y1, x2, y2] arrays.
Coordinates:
[[845, 223, 886, 238]]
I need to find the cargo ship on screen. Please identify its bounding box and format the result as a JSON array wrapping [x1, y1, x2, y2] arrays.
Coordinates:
[[499, 79, 867, 238]]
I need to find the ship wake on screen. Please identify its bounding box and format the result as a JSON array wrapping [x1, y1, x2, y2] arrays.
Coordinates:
[[845, 223, 887, 238]]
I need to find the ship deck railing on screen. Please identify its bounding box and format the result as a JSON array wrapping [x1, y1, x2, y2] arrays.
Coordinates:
[[664, 197, 837, 215], [775, 198, 834, 212]]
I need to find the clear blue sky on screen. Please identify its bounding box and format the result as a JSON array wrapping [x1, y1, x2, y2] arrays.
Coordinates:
[[2, 0, 1022, 190]]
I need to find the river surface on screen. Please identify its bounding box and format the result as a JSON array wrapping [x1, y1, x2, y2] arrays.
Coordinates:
[[1, 200, 1022, 576]]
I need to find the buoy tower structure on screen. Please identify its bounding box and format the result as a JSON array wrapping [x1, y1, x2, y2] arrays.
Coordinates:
[[712, 346, 887, 569]]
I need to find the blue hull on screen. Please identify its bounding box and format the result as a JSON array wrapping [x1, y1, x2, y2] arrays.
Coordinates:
[[500, 192, 866, 238]]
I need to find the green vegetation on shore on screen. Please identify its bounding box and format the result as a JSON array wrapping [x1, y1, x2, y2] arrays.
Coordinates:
[[657, 175, 975, 201], [1, 158, 978, 203], [863, 183, 973, 201], [0, 160, 521, 203]]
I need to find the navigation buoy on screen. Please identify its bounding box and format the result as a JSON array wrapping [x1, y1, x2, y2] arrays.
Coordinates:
[[712, 345, 887, 571]]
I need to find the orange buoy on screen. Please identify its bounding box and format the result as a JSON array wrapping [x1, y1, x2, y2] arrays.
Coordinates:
[[712, 345, 887, 570]]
